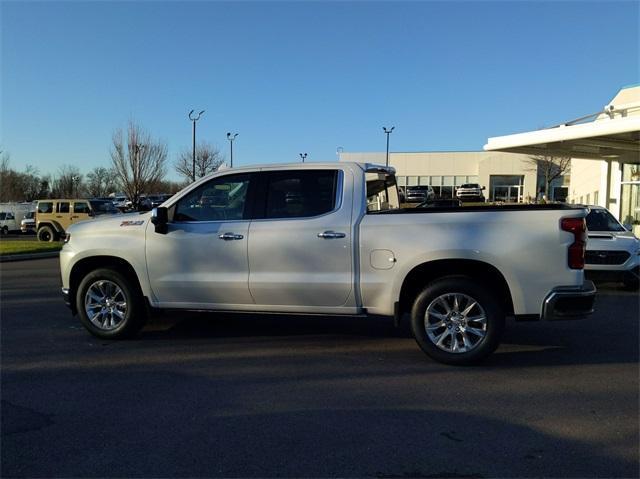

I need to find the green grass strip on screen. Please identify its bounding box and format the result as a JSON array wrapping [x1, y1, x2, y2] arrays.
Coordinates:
[[0, 240, 62, 256]]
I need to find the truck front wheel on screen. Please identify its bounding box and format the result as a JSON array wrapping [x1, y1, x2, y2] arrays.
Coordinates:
[[76, 268, 147, 339], [410, 276, 505, 365]]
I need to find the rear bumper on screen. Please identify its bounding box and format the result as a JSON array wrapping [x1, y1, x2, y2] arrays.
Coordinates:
[[541, 280, 596, 321]]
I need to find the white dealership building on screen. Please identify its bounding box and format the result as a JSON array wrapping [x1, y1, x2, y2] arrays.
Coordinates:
[[339, 85, 639, 230], [339, 150, 552, 203], [486, 84, 640, 234]]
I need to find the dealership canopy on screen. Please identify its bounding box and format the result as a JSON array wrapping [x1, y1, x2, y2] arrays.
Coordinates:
[[484, 85, 640, 164]]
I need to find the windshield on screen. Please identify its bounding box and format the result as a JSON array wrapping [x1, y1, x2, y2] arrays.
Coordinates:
[[460, 184, 480, 188], [586, 208, 625, 232], [90, 200, 119, 215]]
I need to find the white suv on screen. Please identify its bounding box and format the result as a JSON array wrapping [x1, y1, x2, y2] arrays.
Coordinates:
[[456, 183, 485, 202], [584, 206, 639, 289]]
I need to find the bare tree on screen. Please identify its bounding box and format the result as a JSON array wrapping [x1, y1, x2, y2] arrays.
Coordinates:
[[175, 142, 225, 182], [22, 165, 44, 201], [86, 166, 119, 198], [0, 154, 50, 201], [51, 165, 83, 198], [526, 154, 571, 201], [111, 121, 167, 208], [0, 152, 15, 201]]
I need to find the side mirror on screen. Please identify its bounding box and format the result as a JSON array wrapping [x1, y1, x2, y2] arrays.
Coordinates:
[[151, 207, 168, 234], [623, 223, 632, 231], [482, 186, 486, 190]]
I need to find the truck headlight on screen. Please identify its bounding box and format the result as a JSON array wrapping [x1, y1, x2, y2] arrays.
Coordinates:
[[63, 233, 71, 244]]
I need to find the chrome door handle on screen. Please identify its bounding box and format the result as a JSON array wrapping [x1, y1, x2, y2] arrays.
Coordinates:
[[218, 232, 244, 240], [317, 231, 346, 239]]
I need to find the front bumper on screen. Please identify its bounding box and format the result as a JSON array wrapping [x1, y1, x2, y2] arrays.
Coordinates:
[[541, 280, 596, 321], [62, 287, 72, 308]]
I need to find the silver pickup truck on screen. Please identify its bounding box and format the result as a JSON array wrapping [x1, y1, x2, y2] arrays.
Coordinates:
[[60, 162, 595, 364]]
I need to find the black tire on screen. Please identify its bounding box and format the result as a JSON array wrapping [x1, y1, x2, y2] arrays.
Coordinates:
[[37, 226, 55, 242], [76, 268, 147, 339], [410, 276, 505, 365]]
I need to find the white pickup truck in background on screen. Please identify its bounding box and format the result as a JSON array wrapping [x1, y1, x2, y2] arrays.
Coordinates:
[[59, 162, 596, 364], [455, 183, 485, 202]]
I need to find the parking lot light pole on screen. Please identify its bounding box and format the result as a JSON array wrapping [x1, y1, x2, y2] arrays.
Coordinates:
[[72, 176, 79, 198], [188, 110, 205, 181], [383, 126, 395, 167], [299, 153, 307, 163], [227, 132, 238, 168]]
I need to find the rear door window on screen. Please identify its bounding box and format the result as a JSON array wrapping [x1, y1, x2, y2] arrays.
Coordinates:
[[261, 170, 338, 219], [57, 202, 70, 213]]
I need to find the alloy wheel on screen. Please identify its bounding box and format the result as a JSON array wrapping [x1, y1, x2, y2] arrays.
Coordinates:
[[424, 292, 487, 353], [84, 280, 128, 331]]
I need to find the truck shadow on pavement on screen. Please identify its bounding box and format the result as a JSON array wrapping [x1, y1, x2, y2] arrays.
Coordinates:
[[135, 278, 639, 369]]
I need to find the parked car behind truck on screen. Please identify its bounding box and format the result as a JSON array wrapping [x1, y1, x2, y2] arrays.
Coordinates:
[[584, 206, 639, 289], [60, 162, 595, 365]]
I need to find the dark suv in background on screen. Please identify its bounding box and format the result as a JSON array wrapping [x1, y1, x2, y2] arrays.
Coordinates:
[[405, 186, 435, 203]]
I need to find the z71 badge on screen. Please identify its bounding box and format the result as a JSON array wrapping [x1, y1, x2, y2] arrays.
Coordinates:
[[120, 220, 145, 227]]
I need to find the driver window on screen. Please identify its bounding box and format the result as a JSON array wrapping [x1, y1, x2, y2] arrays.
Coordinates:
[[174, 174, 251, 222]]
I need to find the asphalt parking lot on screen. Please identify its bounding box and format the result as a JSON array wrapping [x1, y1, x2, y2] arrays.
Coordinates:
[[1, 258, 638, 478]]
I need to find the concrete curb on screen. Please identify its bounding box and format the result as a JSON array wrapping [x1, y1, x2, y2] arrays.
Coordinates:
[[0, 251, 60, 263]]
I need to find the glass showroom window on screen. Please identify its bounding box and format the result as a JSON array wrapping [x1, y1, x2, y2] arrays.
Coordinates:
[[429, 176, 442, 197], [419, 176, 430, 186], [441, 176, 454, 198], [406, 176, 418, 187]]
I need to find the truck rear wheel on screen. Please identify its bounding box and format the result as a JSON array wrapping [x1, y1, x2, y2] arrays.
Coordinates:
[[76, 268, 147, 339], [37, 226, 55, 242], [410, 276, 505, 365]]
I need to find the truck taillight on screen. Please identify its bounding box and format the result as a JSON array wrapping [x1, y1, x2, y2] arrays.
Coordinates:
[[561, 217, 586, 269]]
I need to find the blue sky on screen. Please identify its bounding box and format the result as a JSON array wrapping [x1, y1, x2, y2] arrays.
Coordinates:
[[2, 1, 638, 180]]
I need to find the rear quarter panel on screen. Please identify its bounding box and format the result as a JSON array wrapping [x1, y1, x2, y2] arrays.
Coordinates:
[[359, 208, 586, 316]]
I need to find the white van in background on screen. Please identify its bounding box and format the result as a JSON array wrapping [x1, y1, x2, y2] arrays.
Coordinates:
[[0, 203, 35, 234]]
